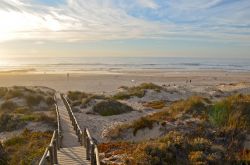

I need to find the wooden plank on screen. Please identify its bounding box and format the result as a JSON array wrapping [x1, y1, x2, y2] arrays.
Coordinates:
[[56, 93, 80, 148], [58, 147, 90, 165]]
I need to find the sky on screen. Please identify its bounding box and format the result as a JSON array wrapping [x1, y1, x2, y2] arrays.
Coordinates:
[[0, 0, 250, 58]]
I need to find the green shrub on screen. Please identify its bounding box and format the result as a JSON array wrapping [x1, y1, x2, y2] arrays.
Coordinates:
[[1, 101, 17, 110], [4, 89, 23, 100], [81, 95, 106, 107], [113, 83, 163, 100], [209, 102, 228, 127], [45, 96, 55, 106], [170, 96, 208, 117], [131, 117, 156, 135], [68, 91, 89, 101], [0, 114, 26, 132], [3, 130, 52, 165], [0, 87, 7, 98], [20, 114, 37, 122], [25, 95, 44, 106], [0, 142, 8, 164], [93, 100, 133, 116], [20, 113, 56, 125], [209, 94, 250, 130], [144, 100, 166, 109], [113, 90, 145, 100], [131, 131, 188, 164], [13, 107, 31, 114]]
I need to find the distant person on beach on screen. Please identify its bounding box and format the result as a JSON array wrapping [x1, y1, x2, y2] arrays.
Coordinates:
[[67, 73, 69, 81]]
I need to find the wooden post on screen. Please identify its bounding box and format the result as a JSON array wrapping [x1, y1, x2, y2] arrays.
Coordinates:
[[90, 143, 95, 165], [83, 128, 87, 147], [86, 137, 90, 160], [77, 129, 80, 142], [80, 132, 83, 146], [48, 146, 54, 165], [53, 140, 58, 164], [56, 130, 60, 150]]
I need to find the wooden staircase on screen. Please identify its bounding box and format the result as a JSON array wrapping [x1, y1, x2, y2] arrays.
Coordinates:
[[39, 93, 100, 165]]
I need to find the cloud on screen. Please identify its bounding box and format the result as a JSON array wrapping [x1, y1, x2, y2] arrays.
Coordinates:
[[136, 0, 159, 9], [0, 0, 249, 45]]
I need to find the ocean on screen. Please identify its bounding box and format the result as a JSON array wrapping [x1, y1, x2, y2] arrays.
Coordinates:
[[0, 57, 250, 73]]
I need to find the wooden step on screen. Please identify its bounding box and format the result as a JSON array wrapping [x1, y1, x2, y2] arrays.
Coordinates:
[[58, 146, 90, 165]]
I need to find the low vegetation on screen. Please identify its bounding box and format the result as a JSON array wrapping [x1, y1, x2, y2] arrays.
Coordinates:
[[0, 114, 26, 132], [144, 100, 166, 109], [93, 99, 134, 116], [67, 91, 90, 101], [101, 94, 250, 163], [67, 91, 106, 108], [0, 142, 8, 165], [113, 83, 163, 100], [2, 129, 52, 165], [131, 117, 156, 135], [209, 94, 250, 131], [0, 86, 56, 164], [25, 94, 44, 107], [1, 101, 17, 111]]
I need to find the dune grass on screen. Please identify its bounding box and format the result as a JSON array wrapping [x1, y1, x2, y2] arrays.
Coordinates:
[[93, 99, 133, 116], [113, 83, 163, 100], [25, 94, 45, 107], [101, 94, 250, 164], [4, 89, 24, 100], [209, 94, 250, 131], [67, 91, 89, 101], [3, 129, 52, 165], [106, 96, 210, 139], [144, 100, 166, 109], [0, 86, 56, 164], [105, 131, 224, 165], [1, 101, 17, 111], [0, 142, 8, 165], [131, 117, 157, 135], [0, 87, 7, 98], [0, 114, 26, 132]]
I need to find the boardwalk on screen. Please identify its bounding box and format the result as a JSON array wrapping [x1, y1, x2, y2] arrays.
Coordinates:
[[57, 147, 90, 165], [55, 93, 90, 165]]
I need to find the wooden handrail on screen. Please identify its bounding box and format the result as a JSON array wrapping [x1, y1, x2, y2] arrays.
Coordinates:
[[39, 130, 58, 165], [61, 94, 101, 165], [39, 95, 62, 165]]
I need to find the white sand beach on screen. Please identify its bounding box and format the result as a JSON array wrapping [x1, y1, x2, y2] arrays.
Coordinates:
[[0, 70, 249, 94]]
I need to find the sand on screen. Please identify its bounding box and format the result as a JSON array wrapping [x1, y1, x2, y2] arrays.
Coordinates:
[[0, 69, 250, 143], [0, 70, 249, 94]]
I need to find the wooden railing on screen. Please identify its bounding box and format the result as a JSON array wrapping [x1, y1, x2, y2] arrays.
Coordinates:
[[61, 94, 100, 165], [39, 95, 62, 165]]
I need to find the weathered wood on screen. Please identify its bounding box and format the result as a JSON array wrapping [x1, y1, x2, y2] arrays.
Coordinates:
[[84, 128, 87, 147], [57, 146, 90, 165], [53, 139, 58, 164], [90, 144, 95, 165], [48, 146, 54, 165], [59, 94, 100, 165], [86, 137, 90, 160], [94, 146, 101, 165]]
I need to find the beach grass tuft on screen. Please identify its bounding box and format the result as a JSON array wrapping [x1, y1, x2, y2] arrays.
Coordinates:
[[113, 83, 163, 100], [3, 129, 52, 165], [144, 100, 166, 109], [93, 99, 133, 116]]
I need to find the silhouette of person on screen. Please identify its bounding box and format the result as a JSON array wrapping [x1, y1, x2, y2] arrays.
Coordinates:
[[67, 73, 69, 81]]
